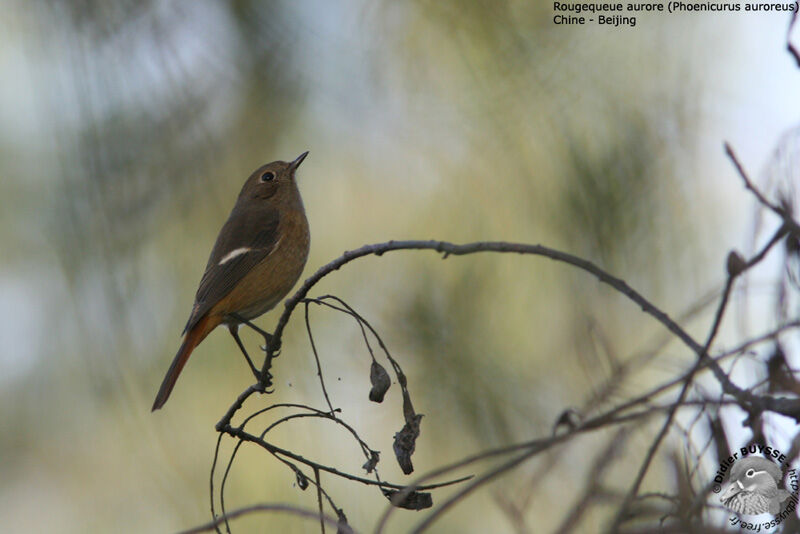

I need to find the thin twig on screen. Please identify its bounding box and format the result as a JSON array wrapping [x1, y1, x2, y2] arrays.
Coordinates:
[[178, 503, 355, 534], [609, 274, 734, 530], [305, 302, 336, 415], [302, 297, 377, 363], [209, 432, 224, 534], [220, 423, 470, 492], [725, 142, 800, 236], [315, 468, 325, 534]]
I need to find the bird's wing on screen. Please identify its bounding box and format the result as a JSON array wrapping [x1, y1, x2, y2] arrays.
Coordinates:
[[183, 207, 280, 334]]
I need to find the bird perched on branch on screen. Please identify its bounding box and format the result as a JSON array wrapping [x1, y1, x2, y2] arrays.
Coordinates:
[[720, 456, 791, 515], [152, 152, 311, 411]]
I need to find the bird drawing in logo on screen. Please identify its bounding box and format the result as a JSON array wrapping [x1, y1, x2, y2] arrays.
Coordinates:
[[720, 456, 792, 515]]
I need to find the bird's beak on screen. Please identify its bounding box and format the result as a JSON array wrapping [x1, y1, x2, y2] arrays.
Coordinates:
[[289, 151, 309, 171], [720, 480, 743, 503]]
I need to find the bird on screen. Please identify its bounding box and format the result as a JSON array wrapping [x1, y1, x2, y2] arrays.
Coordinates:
[[152, 152, 311, 411], [719, 456, 791, 515]]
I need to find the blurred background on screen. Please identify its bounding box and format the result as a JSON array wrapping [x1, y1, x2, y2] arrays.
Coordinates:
[[1, 1, 800, 532]]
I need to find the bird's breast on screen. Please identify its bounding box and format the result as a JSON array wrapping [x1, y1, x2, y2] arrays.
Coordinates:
[[724, 491, 772, 515], [218, 209, 310, 321]]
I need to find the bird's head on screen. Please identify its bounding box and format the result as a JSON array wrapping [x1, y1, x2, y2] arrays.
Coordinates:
[[720, 457, 784, 514], [238, 151, 309, 204]]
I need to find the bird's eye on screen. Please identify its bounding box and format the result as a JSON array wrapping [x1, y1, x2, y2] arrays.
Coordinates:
[[746, 469, 755, 477], [261, 171, 275, 182]]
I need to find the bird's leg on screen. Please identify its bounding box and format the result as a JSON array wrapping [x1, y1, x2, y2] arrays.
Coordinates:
[[228, 314, 281, 390], [228, 314, 282, 355], [227, 324, 261, 381]]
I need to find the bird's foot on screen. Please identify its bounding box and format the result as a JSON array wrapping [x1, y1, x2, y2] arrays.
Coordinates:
[[260, 333, 282, 357], [256, 370, 274, 393]]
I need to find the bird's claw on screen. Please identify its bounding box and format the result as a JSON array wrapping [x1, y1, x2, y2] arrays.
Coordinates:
[[253, 382, 274, 394], [261, 345, 281, 359], [263, 333, 281, 349], [258, 370, 275, 393]]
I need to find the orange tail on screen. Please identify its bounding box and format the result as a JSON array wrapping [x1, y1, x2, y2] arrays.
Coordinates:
[[152, 314, 218, 411]]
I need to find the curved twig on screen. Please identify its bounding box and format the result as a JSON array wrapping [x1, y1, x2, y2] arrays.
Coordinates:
[[178, 503, 355, 534]]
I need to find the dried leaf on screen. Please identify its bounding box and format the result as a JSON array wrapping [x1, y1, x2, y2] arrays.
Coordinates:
[[393, 413, 423, 474], [295, 469, 308, 490], [381, 488, 433, 510], [362, 449, 380, 473], [369, 361, 391, 403]]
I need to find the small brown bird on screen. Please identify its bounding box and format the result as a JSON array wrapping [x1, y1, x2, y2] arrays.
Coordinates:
[[152, 152, 311, 411], [720, 456, 792, 515]]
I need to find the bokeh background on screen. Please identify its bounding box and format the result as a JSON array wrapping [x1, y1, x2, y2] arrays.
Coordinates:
[[1, 1, 800, 532]]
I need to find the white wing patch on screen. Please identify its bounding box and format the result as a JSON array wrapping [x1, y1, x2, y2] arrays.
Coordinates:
[[218, 247, 252, 265], [217, 237, 283, 266]]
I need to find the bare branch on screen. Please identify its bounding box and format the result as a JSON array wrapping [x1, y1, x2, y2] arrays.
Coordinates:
[[725, 142, 800, 236], [178, 503, 355, 534]]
